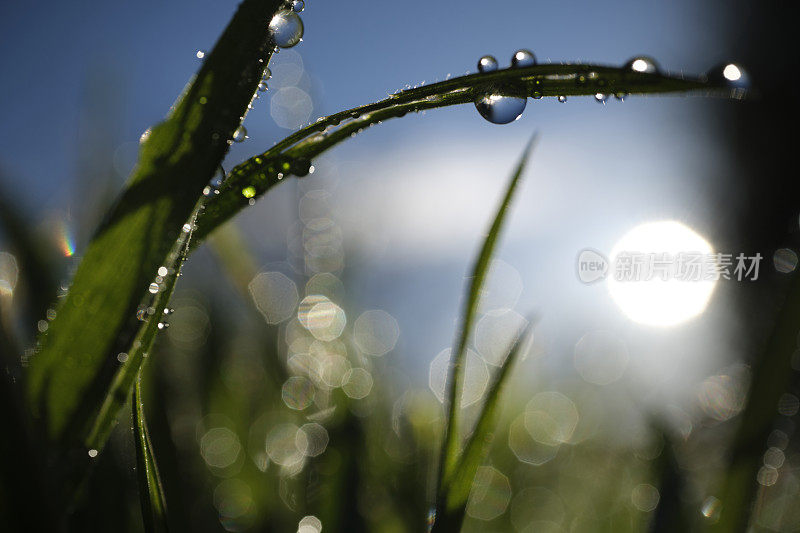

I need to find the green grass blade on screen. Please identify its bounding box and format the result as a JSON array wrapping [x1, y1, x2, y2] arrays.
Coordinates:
[[85, 204, 197, 449], [26, 0, 283, 467], [132, 371, 169, 533], [437, 134, 538, 497], [194, 64, 742, 241], [433, 318, 535, 532]]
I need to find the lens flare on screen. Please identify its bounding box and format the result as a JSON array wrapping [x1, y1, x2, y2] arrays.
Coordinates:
[[57, 220, 75, 257]]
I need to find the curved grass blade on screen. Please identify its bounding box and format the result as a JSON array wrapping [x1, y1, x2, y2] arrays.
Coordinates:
[[132, 371, 168, 533], [26, 0, 283, 465], [437, 134, 538, 499], [432, 318, 535, 532], [194, 63, 741, 242]]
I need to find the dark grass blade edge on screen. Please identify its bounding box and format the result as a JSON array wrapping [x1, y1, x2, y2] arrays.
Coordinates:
[[710, 272, 800, 531]]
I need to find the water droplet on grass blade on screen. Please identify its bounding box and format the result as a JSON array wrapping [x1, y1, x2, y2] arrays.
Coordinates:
[[291, 0, 305, 13], [625, 55, 659, 74], [511, 49, 536, 68], [705, 63, 750, 89], [232, 126, 247, 143], [557, 95, 567, 103], [477, 55, 498, 73], [594, 93, 608, 104], [474, 93, 526, 124], [269, 10, 304, 49]]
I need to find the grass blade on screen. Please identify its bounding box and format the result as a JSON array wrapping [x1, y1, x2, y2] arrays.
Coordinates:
[[132, 371, 168, 533], [433, 318, 535, 532], [85, 204, 197, 449], [437, 134, 538, 496], [26, 0, 283, 469], [194, 64, 742, 241]]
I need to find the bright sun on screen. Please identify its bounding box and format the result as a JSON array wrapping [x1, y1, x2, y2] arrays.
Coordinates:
[[607, 220, 716, 327]]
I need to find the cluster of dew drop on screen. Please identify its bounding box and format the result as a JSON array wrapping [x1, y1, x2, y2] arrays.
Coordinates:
[[472, 50, 749, 124], [228, 1, 306, 146], [198, 0, 312, 209]]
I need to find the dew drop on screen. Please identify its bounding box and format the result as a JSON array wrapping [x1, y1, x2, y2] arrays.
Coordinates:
[[232, 126, 248, 143], [557, 95, 567, 103], [511, 49, 536, 68], [614, 91, 628, 101], [139, 128, 152, 144], [196, 50, 205, 59], [258, 80, 269, 92], [594, 93, 608, 104], [269, 10, 304, 49], [705, 63, 750, 89], [474, 93, 526, 124], [624, 56, 659, 74], [477, 55, 498, 73], [291, 0, 305, 13], [88, 449, 98, 458]]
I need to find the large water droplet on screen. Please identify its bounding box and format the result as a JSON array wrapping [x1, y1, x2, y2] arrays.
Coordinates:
[[474, 93, 526, 124], [232, 126, 248, 143], [477, 55, 498, 73], [269, 10, 304, 49], [705, 63, 750, 89], [511, 49, 536, 68], [624, 56, 659, 74]]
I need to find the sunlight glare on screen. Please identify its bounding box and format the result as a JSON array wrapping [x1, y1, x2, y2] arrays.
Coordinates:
[[607, 221, 716, 327]]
